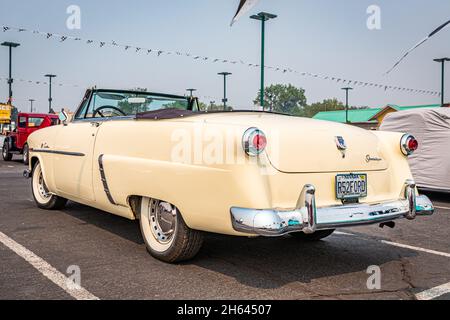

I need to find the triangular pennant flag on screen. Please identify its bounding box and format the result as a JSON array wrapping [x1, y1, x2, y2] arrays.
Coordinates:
[[231, 0, 260, 26]]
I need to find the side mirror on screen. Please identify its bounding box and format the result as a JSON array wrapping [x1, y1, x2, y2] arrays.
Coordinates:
[[58, 111, 68, 125]]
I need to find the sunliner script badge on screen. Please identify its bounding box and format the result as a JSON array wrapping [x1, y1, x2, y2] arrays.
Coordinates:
[[335, 136, 347, 158], [366, 155, 383, 163]]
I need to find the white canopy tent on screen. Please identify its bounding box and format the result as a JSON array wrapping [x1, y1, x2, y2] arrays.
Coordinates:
[[381, 108, 450, 192]]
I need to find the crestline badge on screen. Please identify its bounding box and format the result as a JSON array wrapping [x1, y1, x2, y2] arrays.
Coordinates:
[[335, 136, 347, 158]]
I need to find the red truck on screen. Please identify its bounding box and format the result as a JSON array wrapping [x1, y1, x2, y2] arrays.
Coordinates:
[[2, 113, 59, 164]]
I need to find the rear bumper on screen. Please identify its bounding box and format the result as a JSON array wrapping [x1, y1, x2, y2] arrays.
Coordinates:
[[231, 180, 434, 237]]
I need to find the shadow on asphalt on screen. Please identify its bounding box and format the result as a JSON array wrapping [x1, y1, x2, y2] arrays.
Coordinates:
[[62, 201, 145, 245], [59, 201, 419, 289], [189, 233, 418, 288]]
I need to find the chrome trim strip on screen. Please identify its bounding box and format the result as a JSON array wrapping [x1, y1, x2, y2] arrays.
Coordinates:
[[30, 149, 85, 157], [98, 155, 117, 205], [231, 181, 435, 237]]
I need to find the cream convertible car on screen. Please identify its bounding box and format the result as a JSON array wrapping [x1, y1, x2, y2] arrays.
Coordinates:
[[25, 89, 434, 263]]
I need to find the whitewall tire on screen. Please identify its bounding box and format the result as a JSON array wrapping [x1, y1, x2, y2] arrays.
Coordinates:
[[31, 161, 67, 210], [139, 197, 204, 263]]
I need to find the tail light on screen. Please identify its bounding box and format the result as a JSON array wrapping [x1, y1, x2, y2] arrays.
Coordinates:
[[401, 134, 419, 156], [243, 128, 267, 156]]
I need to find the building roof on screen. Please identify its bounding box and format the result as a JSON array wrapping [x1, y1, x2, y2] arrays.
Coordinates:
[[313, 108, 381, 123], [313, 104, 442, 123]]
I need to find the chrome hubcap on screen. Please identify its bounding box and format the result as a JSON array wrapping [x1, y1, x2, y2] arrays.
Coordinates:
[[148, 200, 177, 244], [38, 172, 51, 200]]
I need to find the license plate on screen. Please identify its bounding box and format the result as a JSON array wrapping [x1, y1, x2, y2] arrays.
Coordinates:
[[336, 174, 368, 200]]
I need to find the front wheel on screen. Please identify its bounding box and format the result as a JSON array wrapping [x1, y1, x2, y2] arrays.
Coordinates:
[[289, 229, 335, 241], [2, 142, 12, 161], [31, 161, 67, 210], [139, 197, 204, 263]]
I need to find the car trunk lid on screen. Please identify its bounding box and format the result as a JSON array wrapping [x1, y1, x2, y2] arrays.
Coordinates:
[[199, 112, 388, 173]]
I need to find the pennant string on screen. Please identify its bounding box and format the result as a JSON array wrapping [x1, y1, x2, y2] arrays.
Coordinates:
[[0, 25, 440, 96]]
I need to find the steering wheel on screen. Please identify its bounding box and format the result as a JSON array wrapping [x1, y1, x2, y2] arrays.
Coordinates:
[[93, 106, 127, 118]]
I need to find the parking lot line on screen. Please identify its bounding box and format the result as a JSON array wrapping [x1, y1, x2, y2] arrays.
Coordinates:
[[380, 240, 450, 258], [0, 231, 99, 300], [335, 231, 450, 258], [434, 206, 450, 210], [416, 282, 450, 300]]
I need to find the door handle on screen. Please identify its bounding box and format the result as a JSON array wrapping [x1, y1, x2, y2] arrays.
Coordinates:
[[91, 122, 101, 128]]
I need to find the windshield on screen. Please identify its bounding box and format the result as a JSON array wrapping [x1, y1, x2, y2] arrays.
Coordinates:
[[76, 91, 195, 119]]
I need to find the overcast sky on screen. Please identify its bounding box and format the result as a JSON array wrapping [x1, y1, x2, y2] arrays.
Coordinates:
[[0, 0, 449, 113]]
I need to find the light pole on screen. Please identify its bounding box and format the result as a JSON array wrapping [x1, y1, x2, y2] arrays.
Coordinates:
[[186, 88, 197, 98], [1, 42, 20, 104], [29, 99, 35, 113], [45, 74, 57, 113], [218, 72, 232, 110], [434, 58, 450, 106], [250, 12, 277, 110], [341, 87, 353, 124]]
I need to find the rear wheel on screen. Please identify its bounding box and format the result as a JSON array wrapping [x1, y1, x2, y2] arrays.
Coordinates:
[[289, 229, 335, 241], [23, 144, 29, 165], [2, 142, 12, 161], [31, 161, 67, 210], [139, 197, 204, 263]]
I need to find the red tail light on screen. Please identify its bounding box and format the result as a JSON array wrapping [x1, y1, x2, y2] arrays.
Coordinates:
[[243, 128, 267, 156], [401, 134, 418, 156]]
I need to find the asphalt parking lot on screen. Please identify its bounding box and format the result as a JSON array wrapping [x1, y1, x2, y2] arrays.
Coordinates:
[[0, 158, 449, 300]]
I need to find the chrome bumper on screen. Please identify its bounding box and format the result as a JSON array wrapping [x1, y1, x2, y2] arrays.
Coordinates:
[[231, 180, 434, 237]]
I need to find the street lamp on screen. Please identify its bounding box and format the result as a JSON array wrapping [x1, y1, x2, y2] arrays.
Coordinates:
[[218, 72, 232, 110], [341, 87, 353, 124], [1, 42, 20, 104], [186, 88, 197, 98], [45, 74, 57, 113], [250, 12, 277, 110], [29, 99, 35, 113], [433, 58, 450, 106]]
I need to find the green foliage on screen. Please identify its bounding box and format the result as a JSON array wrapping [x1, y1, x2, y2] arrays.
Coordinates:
[[253, 84, 307, 115], [304, 98, 345, 118], [252, 84, 369, 118]]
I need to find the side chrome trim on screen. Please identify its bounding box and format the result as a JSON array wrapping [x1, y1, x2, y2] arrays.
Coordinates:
[[30, 149, 85, 157], [98, 155, 117, 205], [231, 180, 435, 237]]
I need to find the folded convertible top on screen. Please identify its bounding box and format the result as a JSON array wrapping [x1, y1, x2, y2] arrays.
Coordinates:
[[136, 108, 202, 120]]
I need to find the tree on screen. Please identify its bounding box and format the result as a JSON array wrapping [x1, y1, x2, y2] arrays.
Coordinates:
[[253, 84, 307, 115], [304, 98, 345, 118]]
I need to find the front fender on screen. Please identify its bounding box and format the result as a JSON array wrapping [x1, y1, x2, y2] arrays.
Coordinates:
[[29, 153, 57, 193]]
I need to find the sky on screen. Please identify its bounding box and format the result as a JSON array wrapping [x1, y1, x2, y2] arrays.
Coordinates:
[[0, 0, 449, 113]]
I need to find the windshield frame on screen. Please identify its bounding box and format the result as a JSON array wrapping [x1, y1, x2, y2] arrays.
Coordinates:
[[73, 89, 196, 122]]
